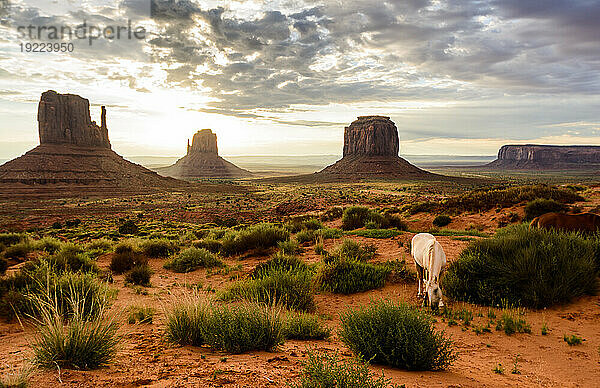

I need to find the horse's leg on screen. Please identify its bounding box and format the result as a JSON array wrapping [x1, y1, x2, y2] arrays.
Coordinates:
[[415, 264, 423, 297]]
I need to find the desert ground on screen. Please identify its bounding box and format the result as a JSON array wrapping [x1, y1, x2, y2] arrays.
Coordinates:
[[1, 175, 600, 388]]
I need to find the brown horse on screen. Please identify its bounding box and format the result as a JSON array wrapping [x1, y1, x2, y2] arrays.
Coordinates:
[[530, 212, 600, 233]]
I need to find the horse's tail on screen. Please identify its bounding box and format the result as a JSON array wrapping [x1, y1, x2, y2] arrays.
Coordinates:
[[529, 217, 540, 230]]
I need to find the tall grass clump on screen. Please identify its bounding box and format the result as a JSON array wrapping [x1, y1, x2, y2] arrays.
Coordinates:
[[251, 254, 308, 279], [283, 312, 331, 340], [220, 223, 289, 256], [442, 224, 599, 308], [141, 239, 178, 258], [329, 239, 376, 262], [341, 206, 377, 230], [278, 239, 303, 255], [165, 299, 284, 353], [524, 198, 567, 221], [47, 244, 98, 273], [110, 250, 145, 274], [0, 233, 26, 247], [33, 237, 62, 254], [315, 259, 389, 294], [3, 242, 33, 260], [220, 268, 315, 311], [291, 350, 395, 388], [339, 300, 456, 371], [29, 291, 120, 370], [163, 247, 224, 273], [0, 365, 32, 388]]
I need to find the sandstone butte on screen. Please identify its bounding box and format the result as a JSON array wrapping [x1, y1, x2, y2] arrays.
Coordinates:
[[156, 129, 252, 179], [0, 90, 183, 189], [487, 144, 600, 169]]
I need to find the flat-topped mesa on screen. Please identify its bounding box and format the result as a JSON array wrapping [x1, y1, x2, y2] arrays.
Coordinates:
[[38, 90, 111, 148], [188, 129, 218, 154], [343, 116, 399, 157], [488, 144, 600, 169]]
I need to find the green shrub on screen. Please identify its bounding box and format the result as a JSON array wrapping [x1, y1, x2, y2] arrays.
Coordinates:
[[141, 239, 177, 258], [339, 300, 456, 370], [220, 223, 289, 256], [47, 244, 98, 273], [0, 233, 26, 247], [495, 309, 531, 335], [165, 300, 284, 353], [251, 254, 308, 279], [125, 263, 153, 286], [127, 305, 155, 324], [314, 228, 344, 240], [330, 239, 376, 262], [220, 268, 315, 311], [442, 224, 599, 308], [316, 259, 389, 294], [295, 229, 316, 244], [3, 242, 33, 259], [320, 207, 344, 222], [524, 198, 567, 221], [110, 251, 145, 274], [433, 215, 452, 227], [163, 248, 224, 273], [286, 217, 324, 233], [114, 239, 138, 254], [563, 334, 583, 346], [193, 238, 222, 253], [118, 220, 138, 235], [342, 206, 375, 230], [382, 259, 416, 282], [85, 239, 113, 259], [349, 229, 402, 239], [30, 291, 120, 370], [278, 239, 303, 255], [283, 312, 331, 340], [291, 350, 395, 388], [33, 237, 62, 254]]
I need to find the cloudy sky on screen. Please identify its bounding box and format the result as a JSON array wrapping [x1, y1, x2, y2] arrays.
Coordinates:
[[1, 0, 599, 160]]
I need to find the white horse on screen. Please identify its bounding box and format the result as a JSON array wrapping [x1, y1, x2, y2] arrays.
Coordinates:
[[411, 233, 447, 309]]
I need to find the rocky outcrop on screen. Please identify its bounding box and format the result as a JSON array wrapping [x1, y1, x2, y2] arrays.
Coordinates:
[[487, 145, 600, 169], [156, 129, 252, 179], [0, 90, 182, 190], [38, 90, 111, 148], [343, 116, 399, 157], [315, 116, 431, 180]]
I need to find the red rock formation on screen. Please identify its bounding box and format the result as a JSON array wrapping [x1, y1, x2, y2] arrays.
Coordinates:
[[157, 129, 252, 179], [0, 91, 182, 190], [316, 116, 431, 180], [38, 90, 111, 148], [488, 145, 600, 169]]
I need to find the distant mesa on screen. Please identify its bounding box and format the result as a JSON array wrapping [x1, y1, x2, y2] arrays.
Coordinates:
[[0, 90, 182, 189], [487, 144, 600, 169], [316, 116, 431, 180], [156, 129, 252, 179]]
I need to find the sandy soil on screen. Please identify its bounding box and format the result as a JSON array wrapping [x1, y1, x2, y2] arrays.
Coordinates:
[[1, 185, 600, 387]]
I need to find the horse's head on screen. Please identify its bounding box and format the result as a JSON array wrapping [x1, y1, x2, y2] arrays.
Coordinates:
[[425, 279, 444, 310]]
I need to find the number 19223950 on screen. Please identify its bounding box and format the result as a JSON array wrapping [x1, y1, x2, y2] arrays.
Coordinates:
[[20, 42, 75, 52]]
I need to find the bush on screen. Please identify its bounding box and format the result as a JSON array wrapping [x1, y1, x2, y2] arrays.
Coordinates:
[[220, 224, 289, 256], [342, 206, 375, 230], [125, 263, 153, 286], [3, 242, 32, 260], [140, 239, 177, 258], [339, 300, 456, 370], [283, 312, 331, 340], [251, 254, 308, 279], [193, 238, 222, 253], [118, 220, 138, 235], [442, 224, 599, 308], [30, 291, 120, 370], [220, 268, 315, 311], [320, 207, 344, 222], [114, 239, 138, 254], [0, 233, 25, 247], [47, 244, 98, 273], [330, 239, 376, 262], [286, 217, 324, 233], [316, 259, 389, 294], [278, 239, 303, 255], [314, 228, 344, 240], [433, 215, 452, 227], [165, 300, 284, 353], [163, 248, 224, 273], [291, 350, 395, 388], [524, 198, 567, 221], [349, 229, 402, 239], [110, 251, 145, 274], [296, 230, 316, 244], [33, 237, 62, 254]]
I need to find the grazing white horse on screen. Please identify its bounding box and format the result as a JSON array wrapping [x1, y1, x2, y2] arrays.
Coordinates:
[[411, 233, 447, 309]]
